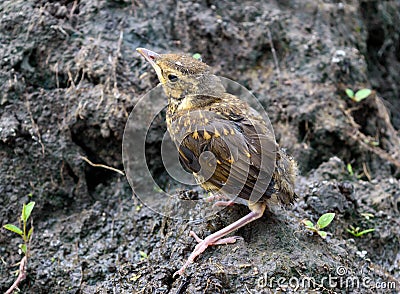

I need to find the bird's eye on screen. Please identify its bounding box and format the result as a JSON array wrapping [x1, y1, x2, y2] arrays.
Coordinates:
[[168, 74, 179, 82]]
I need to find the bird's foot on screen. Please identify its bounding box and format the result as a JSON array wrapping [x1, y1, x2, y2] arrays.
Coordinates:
[[173, 231, 241, 277]]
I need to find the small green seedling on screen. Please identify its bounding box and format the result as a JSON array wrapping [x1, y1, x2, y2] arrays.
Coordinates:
[[346, 225, 375, 237], [3, 201, 35, 293], [3, 202, 35, 255], [302, 212, 335, 239], [345, 88, 372, 102], [192, 53, 202, 61], [139, 250, 148, 261], [364, 139, 379, 147], [347, 163, 354, 176], [346, 163, 366, 179]]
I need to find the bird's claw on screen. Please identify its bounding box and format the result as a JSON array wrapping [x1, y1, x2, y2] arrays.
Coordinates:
[[189, 231, 203, 243], [173, 231, 242, 277]]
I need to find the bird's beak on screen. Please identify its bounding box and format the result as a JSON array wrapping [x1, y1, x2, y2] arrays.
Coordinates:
[[136, 48, 164, 82], [136, 48, 160, 67]]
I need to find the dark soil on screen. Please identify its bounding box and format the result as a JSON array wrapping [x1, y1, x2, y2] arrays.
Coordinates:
[[1, 0, 399, 293]]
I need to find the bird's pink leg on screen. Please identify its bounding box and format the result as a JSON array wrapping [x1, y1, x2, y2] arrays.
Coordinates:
[[173, 202, 267, 277]]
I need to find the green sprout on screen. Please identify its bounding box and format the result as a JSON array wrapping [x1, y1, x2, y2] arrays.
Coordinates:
[[139, 250, 148, 260], [192, 53, 202, 61], [346, 225, 375, 237], [346, 163, 367, 179], [364, 139, 379, 147], [345, 88, 372, 102], [302, 213, 335, 239], [3, 202, 35, 255], [3, 201, 35, 293], [347, 163, 354, 176]]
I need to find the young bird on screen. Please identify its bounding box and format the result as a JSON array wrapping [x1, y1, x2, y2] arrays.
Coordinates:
[[136, 48, 297, 276]]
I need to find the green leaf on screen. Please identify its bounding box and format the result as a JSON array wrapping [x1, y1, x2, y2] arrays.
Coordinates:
[[354, 89, 371, 102], [345, 88, 354, 98], [347, 163, 354, 176], [22, 202, 35, 222], [317, 231, 328, 238], [356, 228, 375, 237], [28, 227, 34, 240], [3, 224, 23, 236], [192, 53, 202, 60], [19, 244, 27, 254], [139, 251, 148, 259], [317, 213, 335, 229], [302, 220, 314, 228]]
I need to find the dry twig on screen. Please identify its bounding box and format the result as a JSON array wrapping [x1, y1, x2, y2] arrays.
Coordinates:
[[5, 256, 27, 294], [267, 27, 281, 84]]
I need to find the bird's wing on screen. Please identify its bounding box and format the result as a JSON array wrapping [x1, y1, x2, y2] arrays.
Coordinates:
[[172, 109, 277, 202]]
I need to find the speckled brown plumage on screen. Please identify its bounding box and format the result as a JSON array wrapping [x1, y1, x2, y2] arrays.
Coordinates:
[[137, 48, 297, 276]]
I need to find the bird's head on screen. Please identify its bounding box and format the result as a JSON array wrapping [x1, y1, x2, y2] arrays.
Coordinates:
[[137, 48, 224, 109]]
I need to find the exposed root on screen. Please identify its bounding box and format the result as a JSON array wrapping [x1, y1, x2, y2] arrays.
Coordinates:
[[80, 156, 125, 176]]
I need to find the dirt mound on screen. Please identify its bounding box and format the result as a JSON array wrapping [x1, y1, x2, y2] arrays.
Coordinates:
[[1, 0, 399, 293]]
